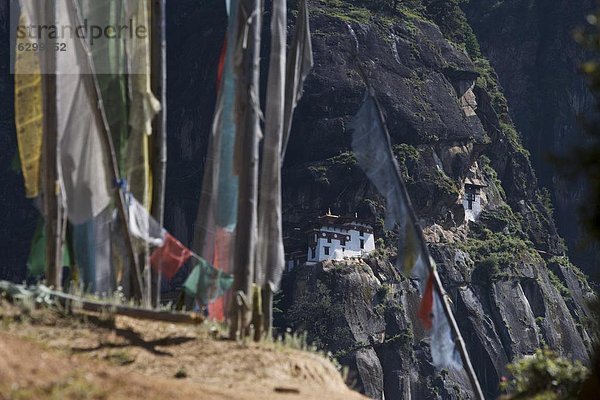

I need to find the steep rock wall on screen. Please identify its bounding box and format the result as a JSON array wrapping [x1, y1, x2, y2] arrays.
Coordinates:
[[278, 2, 596, 399], [465, 0, 600, 276], [280, 251, 594, 399]]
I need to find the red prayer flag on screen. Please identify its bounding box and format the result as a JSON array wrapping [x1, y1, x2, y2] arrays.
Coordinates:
[[216, 35, 227, 90], [150, 233, 192, 280], [207, 228, 233, 321], [418, 272, 435, 330]]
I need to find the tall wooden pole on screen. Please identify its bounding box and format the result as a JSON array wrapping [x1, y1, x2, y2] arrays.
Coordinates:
[[355, 64, 485, 399], [41, 0, 63, 290], [229, 0, 263, 340], [150, 0, 167, 308]]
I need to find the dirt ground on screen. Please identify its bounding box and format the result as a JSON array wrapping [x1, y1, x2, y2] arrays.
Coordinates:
[[0, 299, 366, 400]]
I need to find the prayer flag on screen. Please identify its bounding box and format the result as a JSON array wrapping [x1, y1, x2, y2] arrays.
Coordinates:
[[56, 0, 112, 224], [350, 90, 461, 370], [127, 195, 166, 247], [430, 286, 462, 369], [84, 0, 129, 175], [281, 0, 313, 157], [183, 258, 234, 306], [418, 272, 434, 330], [150, 233, 191, 280], [350, 91, 427, 276], [192, 0, 240, 321], [27, 218, 72, 277], [193, 0, 239, 259], [14, 11, 43, 199], [255, 0, 286, 290], [72, 206, 114, 294], [125, 0, 161, 208], [216, 37, 227, 90]]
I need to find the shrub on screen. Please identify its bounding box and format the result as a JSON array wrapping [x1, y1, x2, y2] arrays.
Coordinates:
[[547, 270, 571, 299], [376, 284, 391, 300], [500, 348, 588, 399], [460, 226, 542, 283], [286, 281, 353, 352], [328, 151, 357, 165]]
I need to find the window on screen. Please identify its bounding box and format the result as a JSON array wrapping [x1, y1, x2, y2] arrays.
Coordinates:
[[360, 239, 364, 249], [327, 237, 332, 243], [324, 246, 330, 256], [340, 239, 346, 246], [311, 247, 316, 258], [342, 247, 345, 252], [466, 192, 476, 210], [359, 230, 364, 237]]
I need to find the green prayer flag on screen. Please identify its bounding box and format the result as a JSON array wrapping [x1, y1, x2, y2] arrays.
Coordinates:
[[183, 258, 233, 305], [83, 0, 129, 174], [183, 263, 201, 296], [27, 218, 72, 276], [10, 152, 21, 174]]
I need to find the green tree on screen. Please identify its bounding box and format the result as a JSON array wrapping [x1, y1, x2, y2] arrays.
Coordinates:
[[423, 0, 481, 57], [500, 349, 588, 400]]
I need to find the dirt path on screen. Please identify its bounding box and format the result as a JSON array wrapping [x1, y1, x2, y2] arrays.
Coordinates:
[[0, 300, 366, 400]]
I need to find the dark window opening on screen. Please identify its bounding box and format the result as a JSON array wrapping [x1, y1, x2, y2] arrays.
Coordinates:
[[359, 230, 364, 237], [327, 237, 332, 243], [340, 239, 346, 246], [311, 247, 316, 258], [324, 246, 330, 256], [466, 192, 476, 210], [360, 239, 364, 249]]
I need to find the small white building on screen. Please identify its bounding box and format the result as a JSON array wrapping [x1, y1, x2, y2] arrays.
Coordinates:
[[306, 210, 376, 263], [463, 177, 487, 222]]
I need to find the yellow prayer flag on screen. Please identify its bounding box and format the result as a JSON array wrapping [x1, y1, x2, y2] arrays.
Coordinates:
[[14, 13, 43, 198], [126, 0, 160, 210]]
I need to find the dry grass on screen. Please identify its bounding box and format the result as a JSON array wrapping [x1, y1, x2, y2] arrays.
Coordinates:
[[0, 298, 365, 400]]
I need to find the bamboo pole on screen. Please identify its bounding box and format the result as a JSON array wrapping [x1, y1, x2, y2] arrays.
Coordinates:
[[355, 64, 485, 400], [229, 0, 263, 340], [150, 0, 167, 308], [67, 0, 145, 304], [41, 0, 63, 290]]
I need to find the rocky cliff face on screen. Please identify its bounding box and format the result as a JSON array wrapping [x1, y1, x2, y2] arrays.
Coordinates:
[[277, 1, 596, 399], [279, 253, 594, 399], [465, 0, 600, 277]]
